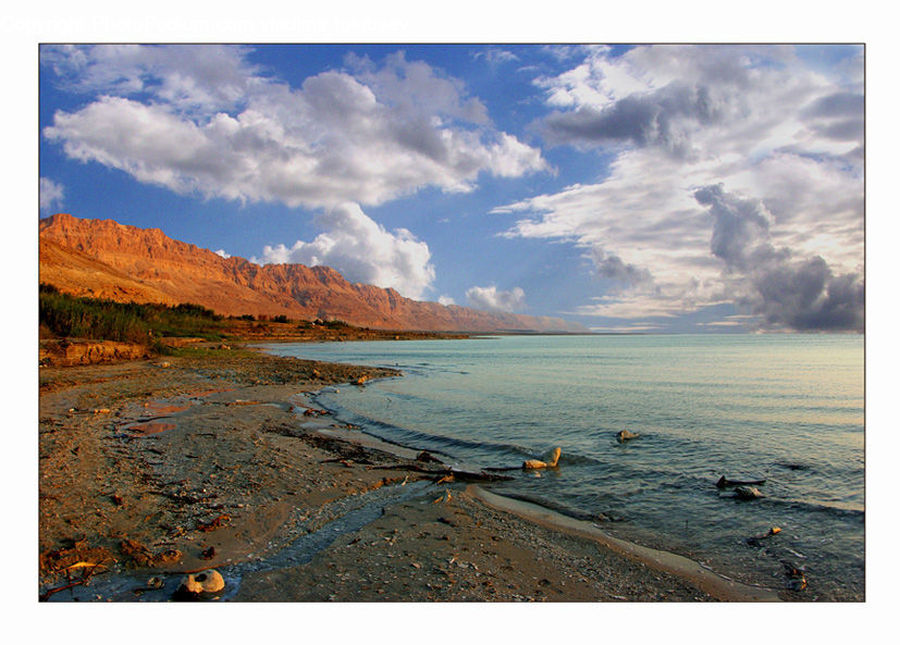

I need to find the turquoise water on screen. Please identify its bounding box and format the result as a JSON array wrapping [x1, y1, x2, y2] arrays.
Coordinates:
[[262, 334, 864, 600]]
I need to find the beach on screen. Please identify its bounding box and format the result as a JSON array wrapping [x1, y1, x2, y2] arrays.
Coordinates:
[[38, 345, 788, 602]]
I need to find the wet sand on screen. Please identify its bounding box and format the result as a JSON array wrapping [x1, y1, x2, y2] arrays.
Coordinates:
[[38, 346, 783, 602]]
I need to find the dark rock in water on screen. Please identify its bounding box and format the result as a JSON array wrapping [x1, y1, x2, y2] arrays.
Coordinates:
[[734, 485, 765, 500], [782, 561, 808, 591], [616, 430, 639, 443], [716, 475, 766, 489], [596, 511, 626, 523], [746, 526, 781, 546], [777, 462, 808, 471]]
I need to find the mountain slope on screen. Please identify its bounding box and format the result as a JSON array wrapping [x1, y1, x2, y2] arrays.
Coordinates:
[[38, 214, 586, 333]]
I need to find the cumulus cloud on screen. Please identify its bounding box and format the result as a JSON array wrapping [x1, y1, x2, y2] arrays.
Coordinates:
[[496, 45, 863, 326], [438, 295, 456, 306], [465, 285, 526, 312], [41, 45, 547, 209], [256, 202, 435, 300], [695, 184, 863, 331], [214, 249, 231, 259], [40, 177, 65, 213]]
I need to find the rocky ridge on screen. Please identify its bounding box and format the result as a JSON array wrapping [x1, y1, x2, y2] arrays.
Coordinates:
[[39, 213, 586, 333]]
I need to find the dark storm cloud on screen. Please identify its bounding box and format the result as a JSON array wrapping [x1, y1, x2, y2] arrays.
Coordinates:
[[800, 91, 864, 142], [541, 83, 722, 157], [801, 92, 863, 119], [694, 185, 863, 332], [591, 248, 655, 290]]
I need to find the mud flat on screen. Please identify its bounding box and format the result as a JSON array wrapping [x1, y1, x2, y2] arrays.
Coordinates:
[[38, 346, 783, 602]]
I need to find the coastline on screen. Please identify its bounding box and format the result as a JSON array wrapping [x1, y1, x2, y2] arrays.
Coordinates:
[[38, 345, 784, 602]]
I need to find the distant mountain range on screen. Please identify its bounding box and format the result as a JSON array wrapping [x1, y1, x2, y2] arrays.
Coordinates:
[[39, 213, 587, 333]]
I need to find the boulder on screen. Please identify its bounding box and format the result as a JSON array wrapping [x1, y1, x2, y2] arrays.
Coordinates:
[[175, 569, 225, 598], [616, 430, 640, 442]]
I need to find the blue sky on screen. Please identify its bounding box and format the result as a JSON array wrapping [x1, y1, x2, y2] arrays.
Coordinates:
[[39, 43, 864, 332]]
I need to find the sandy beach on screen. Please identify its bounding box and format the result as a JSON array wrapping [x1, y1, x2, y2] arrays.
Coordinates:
[[38, 345, 784, 602]]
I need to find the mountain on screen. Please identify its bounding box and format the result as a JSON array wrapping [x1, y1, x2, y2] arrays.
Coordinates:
[[38, 214, 587, 333]]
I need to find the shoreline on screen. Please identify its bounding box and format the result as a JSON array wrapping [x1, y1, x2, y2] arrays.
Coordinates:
[[38, 346, 785, 602]]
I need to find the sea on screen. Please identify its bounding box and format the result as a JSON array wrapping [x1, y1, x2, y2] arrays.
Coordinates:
[[261, 333, 865, 601]]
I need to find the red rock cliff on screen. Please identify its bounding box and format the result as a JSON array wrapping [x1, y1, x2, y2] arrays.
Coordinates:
[[39, 213, 586, 333]]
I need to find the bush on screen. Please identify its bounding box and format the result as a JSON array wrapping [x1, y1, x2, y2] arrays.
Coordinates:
[[39, 284, 227, 344]]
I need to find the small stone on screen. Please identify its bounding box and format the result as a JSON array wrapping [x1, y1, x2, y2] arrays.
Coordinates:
[[734, 486, 764, 500]]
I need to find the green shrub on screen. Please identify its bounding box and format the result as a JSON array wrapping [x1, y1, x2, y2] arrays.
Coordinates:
[[39, 284, 227, 344]]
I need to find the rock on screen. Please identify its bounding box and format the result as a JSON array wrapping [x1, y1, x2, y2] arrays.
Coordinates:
[[175, 569, 225, 598], [416, 450, 442, 464], [717, 475, 766, 488], [746, 526, 781, 546], [196, 514, 230, 532], [546, 446, 561, 467], [734, 486, 765, 500], [355, 376, 368, 386], [782, 561, 807, 591], [523, 446, 562, 470], [616, 430, 639, 442]]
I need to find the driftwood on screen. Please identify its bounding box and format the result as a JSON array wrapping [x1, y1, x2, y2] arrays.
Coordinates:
[[367, 463, 513, 482], [716, 475, 766, 489], [39, 560, 109, 601]]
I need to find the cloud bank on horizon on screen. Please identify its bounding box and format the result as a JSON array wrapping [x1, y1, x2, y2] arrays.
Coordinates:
[[40, 44, 864, 331]]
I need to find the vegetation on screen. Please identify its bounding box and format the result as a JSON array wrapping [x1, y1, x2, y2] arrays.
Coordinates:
[[39, 284, 227, 348]]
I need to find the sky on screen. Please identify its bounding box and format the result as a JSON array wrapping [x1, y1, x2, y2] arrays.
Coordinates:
[[38, 43, 864, 333]]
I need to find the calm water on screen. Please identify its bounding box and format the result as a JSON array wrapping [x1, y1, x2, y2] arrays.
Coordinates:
[[262, 334, 864, 600]]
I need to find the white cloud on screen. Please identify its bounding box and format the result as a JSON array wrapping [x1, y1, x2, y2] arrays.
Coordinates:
[[214, 249, 231, 259], [498, 45, 863, 327], [438, 295, 456, 306], [465, 285, 526, 312], [473, 48, 520, 66], [40, 177, 65, 213], [256, 202, 435, 300], [42, 45, 547, 209]]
